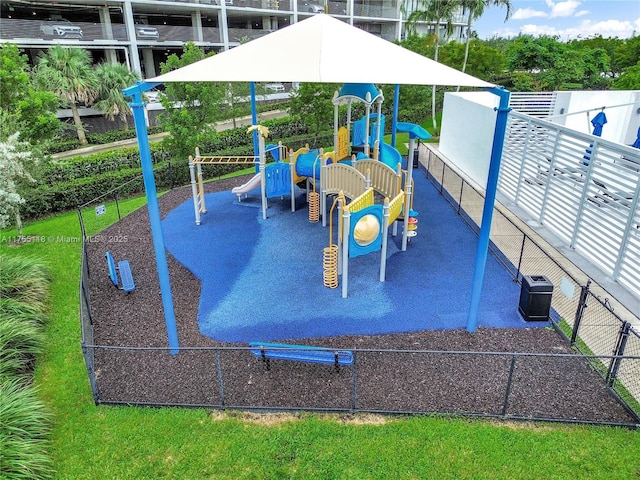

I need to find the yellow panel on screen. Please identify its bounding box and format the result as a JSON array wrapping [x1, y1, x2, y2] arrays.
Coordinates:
[[337, 126, 349, 160]]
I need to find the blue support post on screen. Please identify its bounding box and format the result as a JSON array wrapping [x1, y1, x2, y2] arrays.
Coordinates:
[[391, 84, 400, 148], [466, 87, 511, 333], [250, 82, 259, 173], [123, 82, 180, 354]]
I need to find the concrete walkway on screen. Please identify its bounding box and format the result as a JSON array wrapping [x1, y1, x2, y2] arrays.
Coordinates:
[[51, 109, 289, 160]]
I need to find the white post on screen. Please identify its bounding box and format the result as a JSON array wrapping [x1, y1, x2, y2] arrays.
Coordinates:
[[341, 207, 351, 298], [259, 134, 267, 220], [290, 148, 296, 212], [364, 102, 371, 157], [337, 196, 344, 276], [380, 197, 390, 281], [196, 161, 205, 214], [402, 179, 412, 251], [333, 97, 339, 155], [375, 97, 383, 160], [188, 156, 200, 226]]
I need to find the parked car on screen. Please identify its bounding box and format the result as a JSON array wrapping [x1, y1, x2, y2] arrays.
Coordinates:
[[40, 17, 83, 38], [144, 89, 163, 104], [264, 83, 285, 93], [135, 24, 159, 40], [301, 1, 324, 13]]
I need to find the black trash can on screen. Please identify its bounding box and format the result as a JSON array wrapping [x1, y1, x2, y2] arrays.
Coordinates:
[[412, 142, 421, 168], [518, 275, 553, 321]]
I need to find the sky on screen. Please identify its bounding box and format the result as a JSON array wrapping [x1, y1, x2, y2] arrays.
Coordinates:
[[473, 0, 640, 40]]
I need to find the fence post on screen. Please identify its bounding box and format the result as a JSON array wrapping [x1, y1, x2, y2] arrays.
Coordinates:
[[351, 350, 358, 413], [77, 207, 86, 241], [215, 350, 225, 408], [501, 355, 517, 418], [114, 191, 121, 221], [606, 322, 631, 387], [515, 234, 526, 283], [571, 280, 591, 345]]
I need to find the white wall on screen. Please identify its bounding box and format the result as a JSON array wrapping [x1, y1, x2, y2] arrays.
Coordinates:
[[551, 90, 640, 145], [439, 92, 499, 190]]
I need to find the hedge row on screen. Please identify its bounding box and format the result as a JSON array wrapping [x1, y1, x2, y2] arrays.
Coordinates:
[[21, 122, 334, 220], [45, 126, 166, 155], [44, 118, 308, 183]]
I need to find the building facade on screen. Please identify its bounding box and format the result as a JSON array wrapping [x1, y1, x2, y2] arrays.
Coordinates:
[[1, 0, 466, 79]]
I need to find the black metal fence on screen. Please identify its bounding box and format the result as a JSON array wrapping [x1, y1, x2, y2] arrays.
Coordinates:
[[76, 150, 640, 426], [83, 344, 637, 426], [422, 145, 640, 420]]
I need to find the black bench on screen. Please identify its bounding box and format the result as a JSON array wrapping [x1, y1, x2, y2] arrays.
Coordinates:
[[105, 251, 135, 293]]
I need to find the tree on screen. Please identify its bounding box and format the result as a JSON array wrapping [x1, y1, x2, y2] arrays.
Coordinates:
[[33, 45, 98, 146], [505, 35, 612, 90], [458, 0, 512, 81], [158, 43, 227, 159], [225, 82, 252, 129], [611, 62, 640, 90], [439, 38, 505, 81], [0, 43, 59, 144], [93, 62, 140, 130], [289, 82, 337, 138], [613, 35, 640, 75], [0, 133, 38, 234], [402, 0, 459, 135]]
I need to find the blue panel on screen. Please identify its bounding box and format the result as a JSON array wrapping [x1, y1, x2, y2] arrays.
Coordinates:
[[265, 163, 291, 198], [349, 205, 383, 258], [105, 252, 118, 287]]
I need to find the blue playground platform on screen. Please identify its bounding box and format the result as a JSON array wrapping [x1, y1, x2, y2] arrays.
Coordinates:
[[161, 168, 541, 343]]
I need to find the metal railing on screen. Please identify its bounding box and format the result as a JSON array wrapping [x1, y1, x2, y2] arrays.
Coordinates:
[[498, 110, 640, 299]]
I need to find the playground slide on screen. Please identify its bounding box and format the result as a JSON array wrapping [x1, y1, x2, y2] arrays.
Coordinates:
[[379, 142, 403, 170], [231, 173, 261, 198]]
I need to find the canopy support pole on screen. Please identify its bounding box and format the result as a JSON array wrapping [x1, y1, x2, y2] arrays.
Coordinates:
[[391, 84, 400, 148], [123, 82, 179, 354], [251, 82, 259, 172], [466, 87, 511, 333]]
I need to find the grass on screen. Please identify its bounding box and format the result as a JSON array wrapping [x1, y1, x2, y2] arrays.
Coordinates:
[[1, 196, 639, 479]]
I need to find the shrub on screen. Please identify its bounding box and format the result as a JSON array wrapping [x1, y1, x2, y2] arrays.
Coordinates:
[[0, 313, 45, 378], [0, 256, 50, 314], [0, 377, 53, 480], [20, 116, 335, 219]]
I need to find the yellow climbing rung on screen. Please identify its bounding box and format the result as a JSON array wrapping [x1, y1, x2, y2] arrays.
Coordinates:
[[194, 155, 259, 165]]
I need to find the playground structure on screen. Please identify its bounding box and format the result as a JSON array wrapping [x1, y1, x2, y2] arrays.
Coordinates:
[[188, 131, 289, 224], [188, 83, 430, 297]]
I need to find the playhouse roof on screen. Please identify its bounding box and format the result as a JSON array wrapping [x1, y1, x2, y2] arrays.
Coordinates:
[[149, 14, 493, 88], [333, 83, 383, 106]]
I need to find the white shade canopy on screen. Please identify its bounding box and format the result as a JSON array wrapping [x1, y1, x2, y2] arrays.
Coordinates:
[[150, 14, 494, 88]]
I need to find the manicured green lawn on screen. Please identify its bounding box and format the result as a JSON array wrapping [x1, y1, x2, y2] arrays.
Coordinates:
[[2, 196, 639, 480]]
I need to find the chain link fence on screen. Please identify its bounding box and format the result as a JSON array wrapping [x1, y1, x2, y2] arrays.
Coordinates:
[[423, 144, 640, 420], [83, 344, 637, 425], [76, 148, 640, 425]]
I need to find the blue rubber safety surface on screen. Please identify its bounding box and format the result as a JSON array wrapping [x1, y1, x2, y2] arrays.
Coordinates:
[[162, 170, 543, 343]]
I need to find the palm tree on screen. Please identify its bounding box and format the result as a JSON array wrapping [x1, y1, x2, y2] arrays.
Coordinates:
[[93, 62, 140, 130], [403, 0, 459, 135], [33, 46, 98, 145], [459, 0, 512, 76]]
